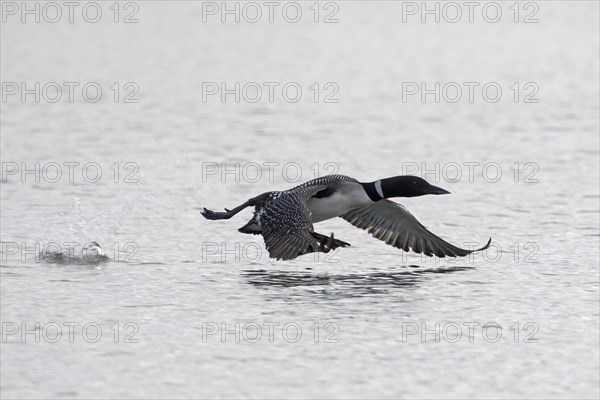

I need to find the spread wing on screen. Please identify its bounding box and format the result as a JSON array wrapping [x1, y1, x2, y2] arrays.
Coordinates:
[[340, 200, 491, 257], [261, 185, 327, 260]]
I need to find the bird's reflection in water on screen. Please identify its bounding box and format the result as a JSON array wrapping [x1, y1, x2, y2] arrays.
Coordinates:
[[242, 266, 474, 298]]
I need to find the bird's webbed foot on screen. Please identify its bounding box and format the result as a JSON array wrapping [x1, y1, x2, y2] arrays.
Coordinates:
[[200, 207, 233, 220], [312, 232, 351, 253]]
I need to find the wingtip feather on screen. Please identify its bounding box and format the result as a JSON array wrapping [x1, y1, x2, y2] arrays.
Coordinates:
[[476, 238, 492, 252]]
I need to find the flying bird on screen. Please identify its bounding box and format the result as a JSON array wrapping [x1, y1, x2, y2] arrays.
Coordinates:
[[201, 174, 491, 260]]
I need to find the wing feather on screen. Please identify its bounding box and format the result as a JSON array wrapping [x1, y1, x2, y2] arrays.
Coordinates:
[[341, 200, 491, 258], [260, 185, 327, 260]]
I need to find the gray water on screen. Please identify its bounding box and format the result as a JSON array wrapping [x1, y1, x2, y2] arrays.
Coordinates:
[[1, 2, 599, 399]]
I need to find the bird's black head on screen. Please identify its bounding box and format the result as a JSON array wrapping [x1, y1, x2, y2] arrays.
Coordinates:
[[360, 175, 450, 201], [379, 175, 450, 198]]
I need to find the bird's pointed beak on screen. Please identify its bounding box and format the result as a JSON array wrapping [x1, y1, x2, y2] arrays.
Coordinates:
[[424, 184, 451, 195]]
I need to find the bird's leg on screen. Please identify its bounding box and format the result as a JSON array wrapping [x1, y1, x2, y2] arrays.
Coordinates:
[[201, 192, 276, 220], [320, 233, 338, 253], [312, 232, 351, 253], [324, 233, 335, 252], [319, 239, 331, 253], [201, 200, 252, 220]]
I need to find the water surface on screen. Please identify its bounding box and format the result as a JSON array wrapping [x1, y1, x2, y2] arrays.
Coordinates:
[[1, 2, 599, 398]]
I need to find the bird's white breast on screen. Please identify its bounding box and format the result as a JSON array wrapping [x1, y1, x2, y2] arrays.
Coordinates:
[[307, 189, 372, 223]]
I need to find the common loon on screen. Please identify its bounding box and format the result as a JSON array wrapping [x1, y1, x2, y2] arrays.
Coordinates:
[[201, 174, 491, 260]]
